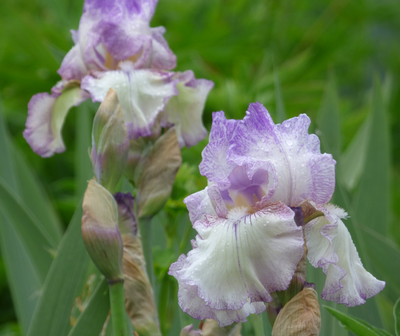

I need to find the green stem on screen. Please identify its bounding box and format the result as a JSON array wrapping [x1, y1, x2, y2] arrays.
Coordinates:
[[109, 281, 129, 336], [138, 216, 155, 287]]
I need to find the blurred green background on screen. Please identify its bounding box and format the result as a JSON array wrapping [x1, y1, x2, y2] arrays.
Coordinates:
[[0, 0, 400, 335]]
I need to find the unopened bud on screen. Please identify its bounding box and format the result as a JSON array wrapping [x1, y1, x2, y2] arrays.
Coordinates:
[[91, 88, 129, 191], [82, 179, 124, 283], [180, 324, 202, 336], [114, 192, 161, 335], [272, 286, 321, 336], [135, 128, 182, 219]]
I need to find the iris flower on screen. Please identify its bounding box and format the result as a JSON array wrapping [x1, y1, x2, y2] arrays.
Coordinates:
[[169, 103, 384, 327], [24, 0, 213, 157]]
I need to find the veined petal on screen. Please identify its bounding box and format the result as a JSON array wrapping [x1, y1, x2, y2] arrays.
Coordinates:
[[305, 203, 385, 307], [58, 43, 88, 81], [162, 71, 214, 147], [231, 102, 336, 207], [170, 255, 265, 327], [169, 202, 304, 326], [199, 112, 239, 189], [23, 82, 89, 157], [65, 0, 175, 74], [81, 66, 178, 139], [184, 188, 217, 224]]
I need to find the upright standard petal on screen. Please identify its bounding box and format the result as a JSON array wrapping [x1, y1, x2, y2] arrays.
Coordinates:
[[82, 65, 178, 139], [305, 203, 385, 306], [231, 102, 336, 207], [169, 202, 304, 326], [198, 112, 239, 189], [60, 0, 176, 76], [162, 71, 214, 147], [23, 82, 89, 157]]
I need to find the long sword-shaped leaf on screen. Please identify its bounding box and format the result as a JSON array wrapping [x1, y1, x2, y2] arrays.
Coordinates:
[[0, 177, 55, 281], [353, 77, 390, 234], [13, 147, 63, 243], [325, 306, 392, 336], [27, 206, 91, 336], [0, 105, 44, 334], [67, 278, 110, 336], [395, 298, 400, 336], [311, 75, 348, 336]]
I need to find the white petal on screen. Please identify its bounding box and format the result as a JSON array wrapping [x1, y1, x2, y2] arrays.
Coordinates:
[[305, 204, 385, 306], [81, 67, 178, 139], [162, 71, 213, 147], [23, 83, 89, 157], [169, 203, 304, 325]]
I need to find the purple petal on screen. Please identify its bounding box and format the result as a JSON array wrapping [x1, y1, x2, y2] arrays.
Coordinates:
[[161, 70, 214, 147], [169, 202, 304, 326], [231, 102, 336, 206], [199, 112, 239, 189], [305, 203, 385, 307], [81, 67, 178, 139], [114, 192, 137, 236], [23, 83, 89, 157], [184, 188, 217, 224]]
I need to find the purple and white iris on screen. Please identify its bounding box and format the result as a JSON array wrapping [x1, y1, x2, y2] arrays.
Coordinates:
[[24, 0, 213, 157], [169, 103, 385, 327]]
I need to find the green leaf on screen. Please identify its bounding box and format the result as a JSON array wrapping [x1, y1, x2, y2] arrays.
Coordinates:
[[0, 105, 43, 334], [339, 114, 371, 191], [0, 209, 41, 335], [325, 306, 392, 336], [0, 177, 55, 281], [13, 147, 63, 243], [274, 66, 286, 123], [353, 77, 390, 234], [394, 298, 400, 336], [27, 205, 91, 336], [67, 278, 110, 336], [317, 74, 341, 160], [75, 101, 95, 198]]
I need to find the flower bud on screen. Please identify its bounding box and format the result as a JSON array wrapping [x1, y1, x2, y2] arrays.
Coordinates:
[[114, 193, 161, 335], [180, 324, 202, 336], [91, 88, 129, 191], [82, 179, 124, 283], [272, 286, 321, 336], [135, 128, 182, 219]]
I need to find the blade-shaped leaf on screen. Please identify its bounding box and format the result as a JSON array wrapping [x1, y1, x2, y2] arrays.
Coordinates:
[[27, 205, 91, 336], [339, 114, 371, 191], [13, 147, 63, 243], [353, 77, 390, 234], [67, 278, 110, 336], [0, 209, 41, 335], [75, 101, 94, 198], [325, 306, 392, 336], [0, 104, 44, 334], [0, 178, 55, 281], [395, 298, 400, 336], [274, 66, 286, 124]]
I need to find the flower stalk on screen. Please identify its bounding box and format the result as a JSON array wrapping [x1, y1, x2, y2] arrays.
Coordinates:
[[109, 281, 129, 336]]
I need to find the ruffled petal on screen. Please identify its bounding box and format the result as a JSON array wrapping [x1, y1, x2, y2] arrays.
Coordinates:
[[161, 71, 214, 147], [305, 203, 385, 307], [58, 43, 88, 81], [231, 102, 336, 207], [23, 82, 89, 157], [183, 188, 216, 224], [81, 65, 178, 139], [170, 255, 266, 327], [199, 112, 239, 189], [65, 0, 175, 74], [169, 202, 304, 326]]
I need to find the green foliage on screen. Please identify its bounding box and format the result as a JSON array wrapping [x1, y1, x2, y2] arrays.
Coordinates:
[[1, 0, 400, 335], [325, 306, 392, 336]]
